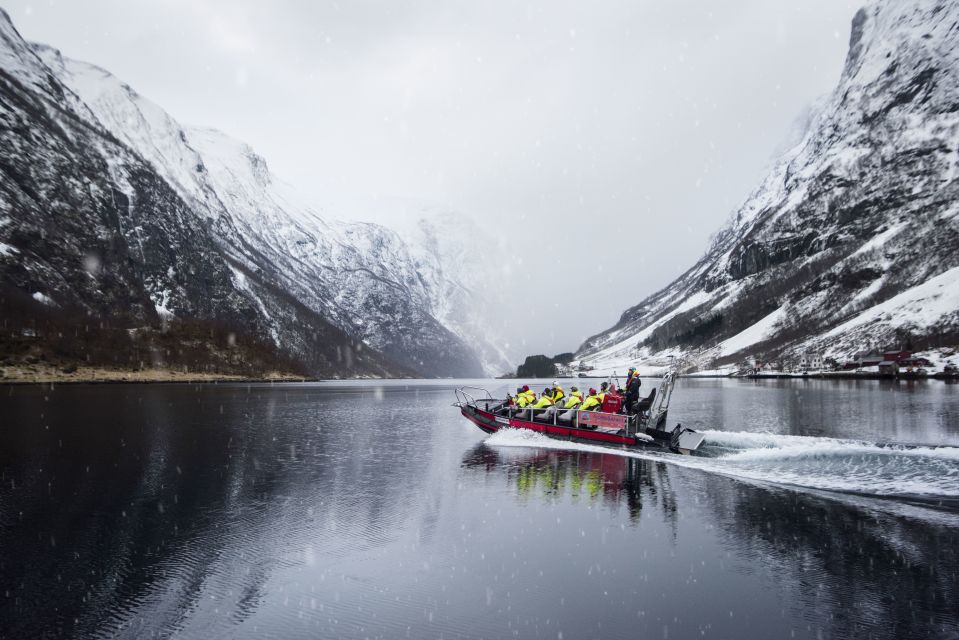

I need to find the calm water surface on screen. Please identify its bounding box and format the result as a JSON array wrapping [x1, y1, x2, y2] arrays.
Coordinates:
[[1, 378, 958, 639]]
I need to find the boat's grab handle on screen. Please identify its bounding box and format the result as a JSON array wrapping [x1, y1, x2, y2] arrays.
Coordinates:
[[454, 386, 493, 408]]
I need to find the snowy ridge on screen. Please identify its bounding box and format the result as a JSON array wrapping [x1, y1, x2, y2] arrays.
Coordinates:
[[577, 0, 959, 374]]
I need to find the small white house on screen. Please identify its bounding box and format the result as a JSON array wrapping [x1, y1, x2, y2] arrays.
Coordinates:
[[799, 353, 823, 371]]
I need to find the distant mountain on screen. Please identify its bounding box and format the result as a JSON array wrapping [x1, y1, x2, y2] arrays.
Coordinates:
[[0, 8, 509, 378], [397, 211, 515, 376], [576, 0, 959, 374]]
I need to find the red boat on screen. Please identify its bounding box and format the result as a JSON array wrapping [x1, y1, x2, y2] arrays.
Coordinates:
[[454, 372, 706, 454]]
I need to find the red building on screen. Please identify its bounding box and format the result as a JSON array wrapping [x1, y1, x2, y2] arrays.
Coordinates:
[[843, 350, 932, 370], [882, 351, 932, 368]]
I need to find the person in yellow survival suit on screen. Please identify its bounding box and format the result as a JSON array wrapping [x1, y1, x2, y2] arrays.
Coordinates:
[[511, 384, 536, 407], [533, 386, 560, 421], [512, 385, 531, 407], [556, 387, 583, 423], [521, 385, 537, 406], [512, 385, 537, 419], [579, 388, 602, 411], [564, 387, 583, 409], [532, 388, 554, 409], [551, 381, 565, 404]]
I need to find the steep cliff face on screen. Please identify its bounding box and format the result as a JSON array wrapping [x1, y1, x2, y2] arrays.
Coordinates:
[[399, 211, 515, 376], [0, 9, 500, 377], [0, 15, 245, 328], [577, 0, 959, 373]]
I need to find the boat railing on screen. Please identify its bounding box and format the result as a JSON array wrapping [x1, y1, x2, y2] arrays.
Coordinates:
[[644, 371, 675, 431], [454, 386, 493, 409], [507, 403, 637, 431]]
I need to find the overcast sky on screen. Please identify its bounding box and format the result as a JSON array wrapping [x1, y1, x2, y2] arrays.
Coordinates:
[[7, 0, 862, 357]]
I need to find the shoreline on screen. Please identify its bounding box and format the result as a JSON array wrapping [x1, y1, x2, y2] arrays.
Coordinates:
[[682, 373, 958, 381], [0, 365, 320, 386], [3, 368, 957, 386], [0, 377, 322, 386]]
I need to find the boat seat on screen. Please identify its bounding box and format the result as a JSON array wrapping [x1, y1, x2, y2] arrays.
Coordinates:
[[537, 405, 559, 421], [633, 388, 656, 413]]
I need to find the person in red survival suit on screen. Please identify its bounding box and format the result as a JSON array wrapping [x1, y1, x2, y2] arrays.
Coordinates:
[[600, 384, 624, 413]]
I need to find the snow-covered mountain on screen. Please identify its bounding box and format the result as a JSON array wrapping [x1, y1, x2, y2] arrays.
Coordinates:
[[577, 0, 959, 374], [0, 8, 510, 377], [398, 210, 515, 376]]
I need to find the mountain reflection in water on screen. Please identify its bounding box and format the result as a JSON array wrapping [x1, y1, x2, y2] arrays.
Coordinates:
[[0, 380, 957, 640]]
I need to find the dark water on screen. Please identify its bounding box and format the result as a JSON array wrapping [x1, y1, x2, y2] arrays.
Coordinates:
[[1, 378, 958, 639]]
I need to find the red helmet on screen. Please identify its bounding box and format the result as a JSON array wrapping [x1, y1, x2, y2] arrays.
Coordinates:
[[522, 385, 530, 392], [589, 387, 597, 395]]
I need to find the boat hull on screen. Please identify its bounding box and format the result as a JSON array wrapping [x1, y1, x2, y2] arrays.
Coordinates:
[[460, 403, 673, 451]]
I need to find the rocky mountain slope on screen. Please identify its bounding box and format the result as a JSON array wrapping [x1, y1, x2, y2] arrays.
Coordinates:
[[576, 0, 959, 374], [0, 8, 508, 378]]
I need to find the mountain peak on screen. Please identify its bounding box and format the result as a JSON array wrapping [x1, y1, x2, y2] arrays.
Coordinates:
[[0, 6, 15, 31]]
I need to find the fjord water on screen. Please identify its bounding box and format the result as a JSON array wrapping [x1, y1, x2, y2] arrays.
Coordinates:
[[1, 379, 958, 639]]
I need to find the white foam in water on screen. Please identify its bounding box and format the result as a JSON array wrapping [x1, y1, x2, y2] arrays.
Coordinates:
[[484, 428, 959, 499]]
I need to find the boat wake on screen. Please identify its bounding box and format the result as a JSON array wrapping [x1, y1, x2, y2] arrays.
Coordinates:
[[485, 428, 959, 505]]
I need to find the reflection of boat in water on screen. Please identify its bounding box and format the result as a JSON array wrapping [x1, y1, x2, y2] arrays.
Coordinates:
[[454, 372, 705, 454], [460, 443, 959, 640], [460, 443, 677, 524]]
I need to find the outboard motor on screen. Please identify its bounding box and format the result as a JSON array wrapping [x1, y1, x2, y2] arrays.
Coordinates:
[[668, 423, 707, 455], [669, 424, 684, 451]]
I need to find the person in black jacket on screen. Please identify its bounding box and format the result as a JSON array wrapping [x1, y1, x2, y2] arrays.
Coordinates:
[[625, 373, 642, 414]]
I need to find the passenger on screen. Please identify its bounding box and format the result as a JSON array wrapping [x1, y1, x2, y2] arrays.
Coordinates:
[[532, 388, 555, 409], [532, 387, 555, 421], [517, 384, 536, 406], [551, 380, 565, 404], [564, 386, 583, 409], [598, 381, 609, 403], [601, 382, 624, 413], [526, 387, 538, 407], [514, 385, 537, 419], [557, 387, 583, 423], [579, 388, 602, 412]]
